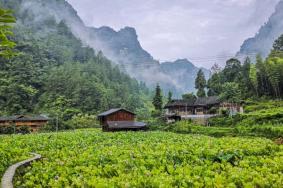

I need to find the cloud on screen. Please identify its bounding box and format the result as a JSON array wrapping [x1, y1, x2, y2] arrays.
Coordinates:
[[66, 0, 279, 67]]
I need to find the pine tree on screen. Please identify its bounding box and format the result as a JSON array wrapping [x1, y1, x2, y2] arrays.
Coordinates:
[[167, 91, 173, 103], [153, 84, 163, 110], [195, 69, 206, 97]]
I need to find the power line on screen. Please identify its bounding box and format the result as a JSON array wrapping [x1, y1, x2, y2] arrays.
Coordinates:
[[1, 52, 260, 72]]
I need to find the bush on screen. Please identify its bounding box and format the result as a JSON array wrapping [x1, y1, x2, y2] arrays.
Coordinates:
[[67, 114, 99, 129], [208, 116, 238, 127], [244, 100, 283, 113], [0, 125, 31, 134], [238, 107, 283, 126], [250, 125, 283, 138], [147, 117, 167, 130], [172, 121, 192, 133], [208, 107, 218, 114]]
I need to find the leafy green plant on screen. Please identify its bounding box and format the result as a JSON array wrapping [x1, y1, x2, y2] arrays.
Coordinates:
[[0, 129, 282, 187], [0, 8, 16, 58], [67, 114, 99, 129]]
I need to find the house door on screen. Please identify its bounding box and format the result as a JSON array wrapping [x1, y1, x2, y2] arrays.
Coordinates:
[[196, 108, 204, 115]]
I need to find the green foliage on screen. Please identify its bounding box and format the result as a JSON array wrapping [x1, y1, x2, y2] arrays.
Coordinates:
[[244, 100, 283, 113], [195, 69, 206, 97], [209, 100, 283, 128], [152, 84, 163, 111], [207, 73, 221, 96], [208, 116, 235, 127], [249, 63, 258, 95], [167, 90, 173, 103], [219, 82, 242, 103], [250, 125, 283, 138], [0, 8, 16, 58], [238, 107, 283, 126], [182, 92, 197, 100], [164, 120, 193, 133], [66, 114, 99, 129], [207, 34, 283, 101], [0, 129, 282, 187], [0, 125, 31, 134], [223, 58, 242, 82]]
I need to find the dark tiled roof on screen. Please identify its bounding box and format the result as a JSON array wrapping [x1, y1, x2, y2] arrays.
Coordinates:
[[164, 96, 220, 108], [0, 115, 50, 122], [107, 121, 147, 129], [164, 99, 195, 108], [194, 96, 220, 106], [97, 108, 136, 117]]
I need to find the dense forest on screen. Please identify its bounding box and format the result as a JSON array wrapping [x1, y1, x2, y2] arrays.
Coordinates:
[[186, 34, 283, 102], [0, 2, 151, 129]]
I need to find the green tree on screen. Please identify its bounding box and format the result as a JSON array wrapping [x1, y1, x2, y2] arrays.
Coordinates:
[[152, 84, 163, 110], [182, 92, 197, 101], [249, 64, 258, 96], [256, 55, 271, 96], [223, 58, 242, 82], [167, 91, 173, 103], [0, 7, 150, 123], [220, 82, 242, 103], [207, 73, 222, 96], [266, 58, 282, 98], [195, 69, 206, 97], [240, 57, 253, 97], [0, 8, 16, 58]]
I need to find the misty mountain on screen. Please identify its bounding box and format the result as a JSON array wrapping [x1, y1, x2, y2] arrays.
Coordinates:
[[0, 0, 151, 114], [160, 59, 210, 93], [237, 0, 283, 60], [3, 0, 208, 95]]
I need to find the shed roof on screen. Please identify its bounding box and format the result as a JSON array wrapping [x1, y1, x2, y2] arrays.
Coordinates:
[[107, 121, 147, 129], [97, 108, 136, 117], [0, 115, 50, 122]]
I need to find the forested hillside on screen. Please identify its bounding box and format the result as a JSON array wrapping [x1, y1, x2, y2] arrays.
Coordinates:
[[0, 0, 150, 127], [0, 0, 208, 96]]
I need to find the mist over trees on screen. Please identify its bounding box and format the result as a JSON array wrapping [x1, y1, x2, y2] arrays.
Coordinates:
[[0, 4, 151, 129]]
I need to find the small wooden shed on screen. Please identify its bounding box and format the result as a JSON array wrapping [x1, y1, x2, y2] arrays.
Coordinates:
[[97, 108, 147, 131], [0, 115, 49, 132]]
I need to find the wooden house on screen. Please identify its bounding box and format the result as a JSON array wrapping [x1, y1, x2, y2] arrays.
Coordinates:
[[97, 108, 147, 131], [164, 96, 243, 124], [0, 115, 49, 132]]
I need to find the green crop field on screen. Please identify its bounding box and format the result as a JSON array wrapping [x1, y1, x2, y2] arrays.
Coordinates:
[[1, 129, 283, 187]]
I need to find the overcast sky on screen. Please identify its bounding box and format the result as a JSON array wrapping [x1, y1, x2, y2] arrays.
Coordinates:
[[67, 0, 279, 67]]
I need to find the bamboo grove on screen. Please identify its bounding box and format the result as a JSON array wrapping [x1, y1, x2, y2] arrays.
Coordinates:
[[207, 34, 283, 100]]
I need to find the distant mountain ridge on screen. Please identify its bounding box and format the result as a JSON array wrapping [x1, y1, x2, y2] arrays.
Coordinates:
[[237, 0, 283, 60], [4, 0, 209, 95], [160, 59, 210, 93]]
